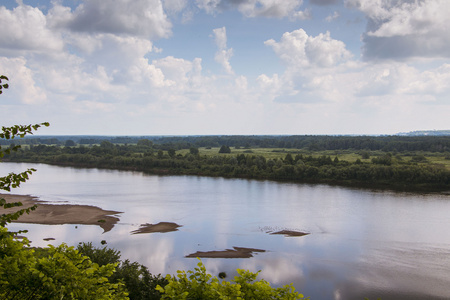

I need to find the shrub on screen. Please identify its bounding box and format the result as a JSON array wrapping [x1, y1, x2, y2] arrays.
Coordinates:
[[156, 259, 308, 299]]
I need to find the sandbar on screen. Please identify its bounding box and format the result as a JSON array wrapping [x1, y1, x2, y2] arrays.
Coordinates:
[[186, 247, 266, 258], [131, 222, 181, 234], [270, 230, 309, 237], [1, 193, 122, 232]]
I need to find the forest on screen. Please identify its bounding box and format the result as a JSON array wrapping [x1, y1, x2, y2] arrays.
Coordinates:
[[4, 135, 450, 191]]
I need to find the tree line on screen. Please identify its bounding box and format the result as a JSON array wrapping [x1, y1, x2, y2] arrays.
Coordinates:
[[2, 134, 450, 153], [5, 142, 450, 191]]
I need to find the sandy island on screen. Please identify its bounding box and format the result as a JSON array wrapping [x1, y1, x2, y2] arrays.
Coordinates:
[[1, 194, 122, 232], [186, 247, 266, 259], [270, 230, 310, 237], [131, 222, 182, 234]]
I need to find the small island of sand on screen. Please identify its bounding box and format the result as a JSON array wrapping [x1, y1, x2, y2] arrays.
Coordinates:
[[270, 230, 310, 237], [131, 222, 182, 234], [1, 194, 122, 232], [186, 247, 266, 258]]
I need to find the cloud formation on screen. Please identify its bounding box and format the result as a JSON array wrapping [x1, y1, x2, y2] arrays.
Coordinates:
[[265, 29, 351, 68], [196, 0, 310, 19], [213, 27, 234, 74], [51, 0, 172, 39], [0, 5, 63, 54], [311, 0, 339, 5], [347, 0, 450, 60], [0, 0, 448, 135]]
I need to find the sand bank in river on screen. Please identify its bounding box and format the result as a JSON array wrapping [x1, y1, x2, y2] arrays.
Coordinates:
[[131, 222, 182, 234], [186, 247, 266, 258], [270, 230, 309, 237], [1, 193, 122, 232]]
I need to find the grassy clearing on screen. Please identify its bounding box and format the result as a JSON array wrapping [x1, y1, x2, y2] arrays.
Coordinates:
[[177, 147, 450, 170]]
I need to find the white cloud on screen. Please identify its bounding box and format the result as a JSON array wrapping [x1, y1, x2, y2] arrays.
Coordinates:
[[195, 0, 221, 14], [163, 0, 188, 14], [325, 11, 340, 22], [311, 0, 339, 5], [404, 64, 450, 95], [53, 0, 172, 39], [213, 27, 234, 74], [0, 57, 47, 105], [213, 26, 227, 49], [0, 4, 63, 54], [346, 0, 450, 60], [196, 0, 310, 19], [265, 29, 352, 68], [355, 63, 412, 97], [152, 56, 194, 84], [237, 0, 304, 18]]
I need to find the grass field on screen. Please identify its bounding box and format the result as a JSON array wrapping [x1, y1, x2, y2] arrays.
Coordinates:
[[175, 147, 450, 170]]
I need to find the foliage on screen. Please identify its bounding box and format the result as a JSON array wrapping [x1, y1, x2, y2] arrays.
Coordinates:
[[77, 242, 121, 266], [189, 147, 199, 155], [156, 259, 308, 300], [77, 242, 168, 300], [113, 260, 167, 300], [0, 75, 8, 94], [0, 229, 128, 300], [219, 145, 231, 153]]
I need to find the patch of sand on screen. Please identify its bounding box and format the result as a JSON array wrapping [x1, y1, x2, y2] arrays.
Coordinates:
[[131, 222, 181, 234], [186, 247, 266, 258], [270, 230, 309, 237], [1, 193, 122, 232]]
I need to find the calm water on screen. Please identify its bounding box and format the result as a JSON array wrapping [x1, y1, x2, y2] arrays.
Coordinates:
[[2, 163, 450, 300]]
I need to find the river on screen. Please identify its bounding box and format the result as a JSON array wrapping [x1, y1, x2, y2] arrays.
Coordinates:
[[2, 162, 450, 299]]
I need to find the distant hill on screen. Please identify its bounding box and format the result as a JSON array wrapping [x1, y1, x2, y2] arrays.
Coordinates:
[[397, 130, 450, 136]]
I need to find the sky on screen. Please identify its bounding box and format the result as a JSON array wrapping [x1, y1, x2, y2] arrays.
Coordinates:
[[0, 0, 449, 136]]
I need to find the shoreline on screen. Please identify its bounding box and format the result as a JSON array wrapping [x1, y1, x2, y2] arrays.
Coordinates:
[[4, 160, 449, 194]]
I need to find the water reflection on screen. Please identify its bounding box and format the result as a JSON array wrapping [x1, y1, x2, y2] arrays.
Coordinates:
[[2, 163, 450, 300]]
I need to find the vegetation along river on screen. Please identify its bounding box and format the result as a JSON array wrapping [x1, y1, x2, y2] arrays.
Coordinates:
[[2, 162, 450, 300]]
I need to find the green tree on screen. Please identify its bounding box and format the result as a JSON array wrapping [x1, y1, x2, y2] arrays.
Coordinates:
[[189, 147, 199, 155], [219, 145, 231, 154], [65, 139, 76, 147], [168, 149, 176, 158], [77, 242, 167, 300], [156, 259, 307, 299], [361, 151, 370, 159], [284, 153, 294, 165], [137, 139, 153, 148], [0, 230, 128, 300], [100, 140, 114, 149]]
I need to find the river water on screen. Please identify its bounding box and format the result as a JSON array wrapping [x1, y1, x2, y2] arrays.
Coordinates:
[[2, 163, 450, 299]]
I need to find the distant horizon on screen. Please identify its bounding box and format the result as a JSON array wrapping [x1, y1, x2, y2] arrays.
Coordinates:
[[24, 129, 450, 138]]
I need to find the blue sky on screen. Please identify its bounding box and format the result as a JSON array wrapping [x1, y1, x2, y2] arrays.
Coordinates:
[[0, 0, 449, 135]]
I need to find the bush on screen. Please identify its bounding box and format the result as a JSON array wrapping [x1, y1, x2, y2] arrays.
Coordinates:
[[77, 242, 167, 300], [156, 259, 308, 299], [0, 229, 128, 300], [219, 145, 231, 153]]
